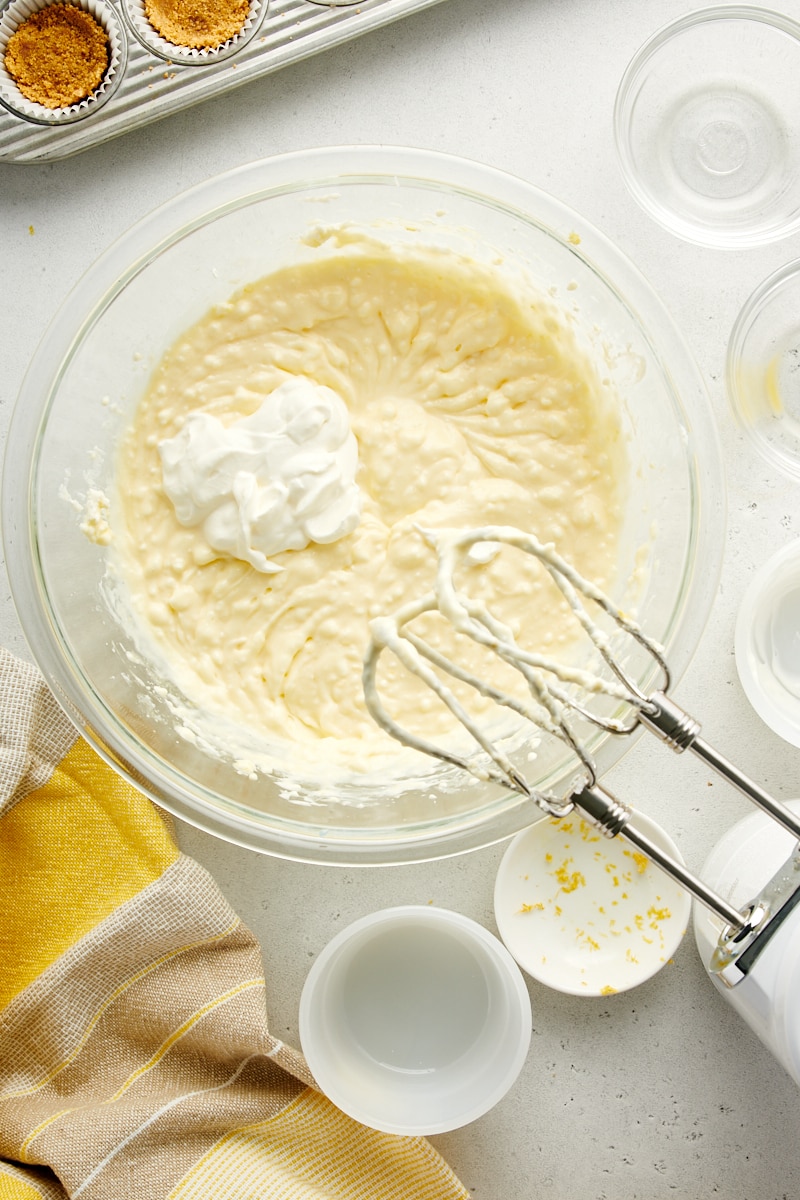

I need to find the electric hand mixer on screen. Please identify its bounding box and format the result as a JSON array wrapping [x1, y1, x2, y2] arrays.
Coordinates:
[[363, 526, 800, 1083]]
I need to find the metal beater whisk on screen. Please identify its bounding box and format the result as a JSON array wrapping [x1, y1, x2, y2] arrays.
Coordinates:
[[363, 526, 800, 985]]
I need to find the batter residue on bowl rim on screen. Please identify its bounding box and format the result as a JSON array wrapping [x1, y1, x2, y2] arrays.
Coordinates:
[[112, 231, 628, 783]]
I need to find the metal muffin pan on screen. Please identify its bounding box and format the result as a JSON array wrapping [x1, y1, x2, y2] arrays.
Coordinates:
[[0, 0, 447, 162]]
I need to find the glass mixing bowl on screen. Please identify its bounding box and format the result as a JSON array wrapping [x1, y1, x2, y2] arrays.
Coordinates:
[[2, 147, 725, 864]]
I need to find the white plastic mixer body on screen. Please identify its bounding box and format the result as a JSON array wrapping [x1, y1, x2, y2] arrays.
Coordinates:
[[694, 802, 800, 1087]]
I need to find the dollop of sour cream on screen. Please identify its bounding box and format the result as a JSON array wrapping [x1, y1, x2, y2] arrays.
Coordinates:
[[158, 377, 361, 573]]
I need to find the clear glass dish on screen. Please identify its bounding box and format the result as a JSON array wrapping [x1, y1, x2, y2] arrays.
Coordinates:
[[614, 6, 800, 248], [735, 538, 800, 747], [2, 146, 726, 863], [726, 258, 800, 479]]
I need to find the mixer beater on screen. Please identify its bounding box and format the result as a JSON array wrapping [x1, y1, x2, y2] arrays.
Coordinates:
[[363, 526, 800, 990]]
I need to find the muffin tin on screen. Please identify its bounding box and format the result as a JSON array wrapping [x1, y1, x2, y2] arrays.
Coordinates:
[[0, 0, 447, 161]]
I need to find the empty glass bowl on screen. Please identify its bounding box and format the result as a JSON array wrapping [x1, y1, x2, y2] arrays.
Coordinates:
[[727, 259, 800, 479], [614, 7, 800, 248], [735, 539, 800, 747], [299, 906, 531, 1134]]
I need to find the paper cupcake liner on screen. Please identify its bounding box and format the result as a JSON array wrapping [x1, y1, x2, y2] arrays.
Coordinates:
[[0, 0, 125, 124], [122, 0, 265, 64]]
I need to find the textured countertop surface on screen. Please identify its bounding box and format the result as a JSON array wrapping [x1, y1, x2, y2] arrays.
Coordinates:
[[3, 1, 800, 1195]]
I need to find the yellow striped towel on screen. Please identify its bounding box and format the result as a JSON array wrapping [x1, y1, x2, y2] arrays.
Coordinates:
[[0, 648, 469, 1200]]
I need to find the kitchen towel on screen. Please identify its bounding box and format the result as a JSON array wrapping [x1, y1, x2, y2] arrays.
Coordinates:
[[0, 647, 469, 1200]]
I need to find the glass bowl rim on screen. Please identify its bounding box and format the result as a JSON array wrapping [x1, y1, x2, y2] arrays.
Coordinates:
[[2, 144, 727, 864]]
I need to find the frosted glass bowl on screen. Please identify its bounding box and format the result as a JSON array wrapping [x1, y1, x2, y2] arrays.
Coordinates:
[[2, 147, 725, 863], [299, 906, 531, 1134], [614, 7, 800, 248], [726, 259, 800, 479]]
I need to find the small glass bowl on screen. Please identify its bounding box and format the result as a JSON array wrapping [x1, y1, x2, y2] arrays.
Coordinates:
[[735, 539, 800, 748], [614, 6, 800, 248], [299, 906, 531, 1135], [726, 259, 800, 479]]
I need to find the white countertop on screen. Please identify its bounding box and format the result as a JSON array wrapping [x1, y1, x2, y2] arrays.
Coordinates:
[[3, 0, 800, 1195]]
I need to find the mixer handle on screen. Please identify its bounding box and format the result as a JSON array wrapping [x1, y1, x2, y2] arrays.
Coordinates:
[[571, 782, 746, 932], [639, 691, 800, 842], [579, 690, 800, 986], [570, 777, 800, 991]]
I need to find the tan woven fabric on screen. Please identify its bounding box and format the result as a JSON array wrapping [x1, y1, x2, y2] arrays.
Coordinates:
[[0, 648, 469, 1200], [0, 652, 77, 820]]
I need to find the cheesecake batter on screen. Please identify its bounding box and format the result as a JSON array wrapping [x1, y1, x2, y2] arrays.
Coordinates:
[[114, 235, 627, 779]]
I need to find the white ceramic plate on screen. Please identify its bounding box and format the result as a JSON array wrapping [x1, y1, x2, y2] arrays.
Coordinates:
[[494, 811, 691, 995]]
